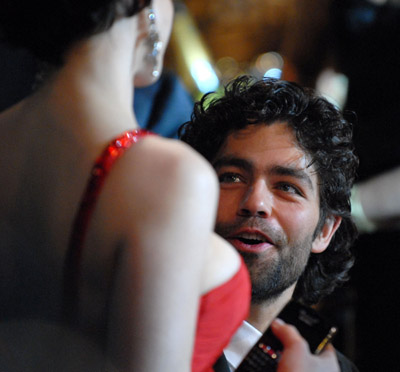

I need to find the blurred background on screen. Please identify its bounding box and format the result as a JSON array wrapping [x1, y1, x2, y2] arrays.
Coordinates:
[[1, 0, 400, 370], [171, 4, 400, 371]]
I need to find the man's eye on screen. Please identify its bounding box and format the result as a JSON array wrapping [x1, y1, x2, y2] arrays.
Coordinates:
[[218, 173, 242, 184], [277, 183, 302, 195]]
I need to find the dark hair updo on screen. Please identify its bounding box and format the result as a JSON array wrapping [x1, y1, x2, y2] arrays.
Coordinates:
[[0, 0, 151, 66]]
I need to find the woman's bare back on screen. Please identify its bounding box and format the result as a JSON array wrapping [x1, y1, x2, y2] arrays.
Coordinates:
[[0, 91, 241, 369]]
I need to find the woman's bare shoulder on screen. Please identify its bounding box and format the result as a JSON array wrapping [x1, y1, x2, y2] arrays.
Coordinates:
[[133, 135, 213, 174], [95, 135, 219, 237], [118, 135, 217, 200]]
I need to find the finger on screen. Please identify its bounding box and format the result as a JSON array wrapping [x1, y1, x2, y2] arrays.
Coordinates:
[[317, 344, 338, 362], [270, 319, 307, 350]]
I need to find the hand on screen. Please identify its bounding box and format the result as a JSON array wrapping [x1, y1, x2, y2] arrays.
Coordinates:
[[271, 319, 340, 372]]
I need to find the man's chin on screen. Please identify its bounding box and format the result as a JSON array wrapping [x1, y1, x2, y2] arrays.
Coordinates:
[[251, 289, 283, 305], [249, 269, 299, 305]]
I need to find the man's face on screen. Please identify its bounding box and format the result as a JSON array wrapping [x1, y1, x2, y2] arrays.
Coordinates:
[[214, 122, 325, 304]]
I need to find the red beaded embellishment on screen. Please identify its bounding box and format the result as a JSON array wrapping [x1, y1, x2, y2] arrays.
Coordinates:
[[63, 129, 153, 319]]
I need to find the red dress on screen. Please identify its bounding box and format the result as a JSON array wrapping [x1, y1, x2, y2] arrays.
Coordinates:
[[64, 129, 251, 372]]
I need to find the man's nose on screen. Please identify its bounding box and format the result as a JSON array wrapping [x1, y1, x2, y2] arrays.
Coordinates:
[[238, 180, 272, 218]]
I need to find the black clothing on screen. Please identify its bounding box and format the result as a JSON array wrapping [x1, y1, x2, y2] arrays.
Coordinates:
[[212, 349, 359, 372]]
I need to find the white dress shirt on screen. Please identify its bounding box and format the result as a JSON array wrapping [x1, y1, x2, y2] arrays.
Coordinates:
[[224, 320, 262, 371]]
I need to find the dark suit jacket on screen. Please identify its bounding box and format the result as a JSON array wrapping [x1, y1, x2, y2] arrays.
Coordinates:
[[213, 354, 230, 372], [213, 350, 359, 372]]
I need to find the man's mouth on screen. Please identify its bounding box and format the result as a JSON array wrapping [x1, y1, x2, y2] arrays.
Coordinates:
[[227, 231, 274, 253], [235, 233, 269, 244]]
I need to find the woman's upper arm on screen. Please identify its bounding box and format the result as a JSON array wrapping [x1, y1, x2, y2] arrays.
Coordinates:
[[103, 138, 221, 370]]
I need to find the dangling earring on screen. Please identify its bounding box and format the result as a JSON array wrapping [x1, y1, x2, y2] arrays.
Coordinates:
[[146, 7, 163, 78]]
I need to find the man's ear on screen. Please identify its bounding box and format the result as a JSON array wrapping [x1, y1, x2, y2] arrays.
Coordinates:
[[311, 215, 342, 254]]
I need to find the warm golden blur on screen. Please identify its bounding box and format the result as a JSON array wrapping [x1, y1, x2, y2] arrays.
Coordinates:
[[167, 0, 331, 98]]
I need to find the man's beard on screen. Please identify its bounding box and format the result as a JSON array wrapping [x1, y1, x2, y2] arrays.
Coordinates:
[[215, 218, 313, 305]]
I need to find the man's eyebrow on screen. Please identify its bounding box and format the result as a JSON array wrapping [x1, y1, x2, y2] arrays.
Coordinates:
[[271, 165, 314, 191], [213, 157, 315, 190], [212, 156, 253, 173]]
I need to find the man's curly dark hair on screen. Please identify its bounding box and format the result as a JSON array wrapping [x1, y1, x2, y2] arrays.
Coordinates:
[[179, 76, 359, 305]]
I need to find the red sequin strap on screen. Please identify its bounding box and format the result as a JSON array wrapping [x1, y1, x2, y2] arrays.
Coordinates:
[[63, 129, 153, 320]]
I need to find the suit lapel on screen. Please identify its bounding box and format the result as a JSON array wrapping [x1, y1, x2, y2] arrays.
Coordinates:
[[213, 353, 230, 372]]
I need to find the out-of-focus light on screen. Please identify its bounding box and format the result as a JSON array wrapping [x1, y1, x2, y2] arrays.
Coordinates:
[[190, 60, 220, 94], [315, 68, 349, 109], [171, 4, 220, 98], [216, 56, 242, 83], [256, 52, 283, 70], [264, 68, 282, 79], [255, 52, 284, 79]]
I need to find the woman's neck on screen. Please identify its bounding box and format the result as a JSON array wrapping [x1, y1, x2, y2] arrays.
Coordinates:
[[38, 16, 143, 139], [66, 17, 140, 110]]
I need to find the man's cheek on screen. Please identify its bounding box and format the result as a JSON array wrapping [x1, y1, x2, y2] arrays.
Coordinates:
[[217, 194, 233, 219]]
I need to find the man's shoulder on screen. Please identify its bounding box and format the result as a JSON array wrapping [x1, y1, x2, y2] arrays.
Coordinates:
[[336, 349, 359, 372]]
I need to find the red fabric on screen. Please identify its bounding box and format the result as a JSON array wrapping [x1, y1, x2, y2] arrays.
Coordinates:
[[65, 129, 251, 371], [192, 260, 251, 372]]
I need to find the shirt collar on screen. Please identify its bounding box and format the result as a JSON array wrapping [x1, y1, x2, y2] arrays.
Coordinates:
[[224, 320, 262, 371]]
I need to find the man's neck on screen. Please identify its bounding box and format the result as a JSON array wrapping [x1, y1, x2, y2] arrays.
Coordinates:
[[246, 284, 295, 332]]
